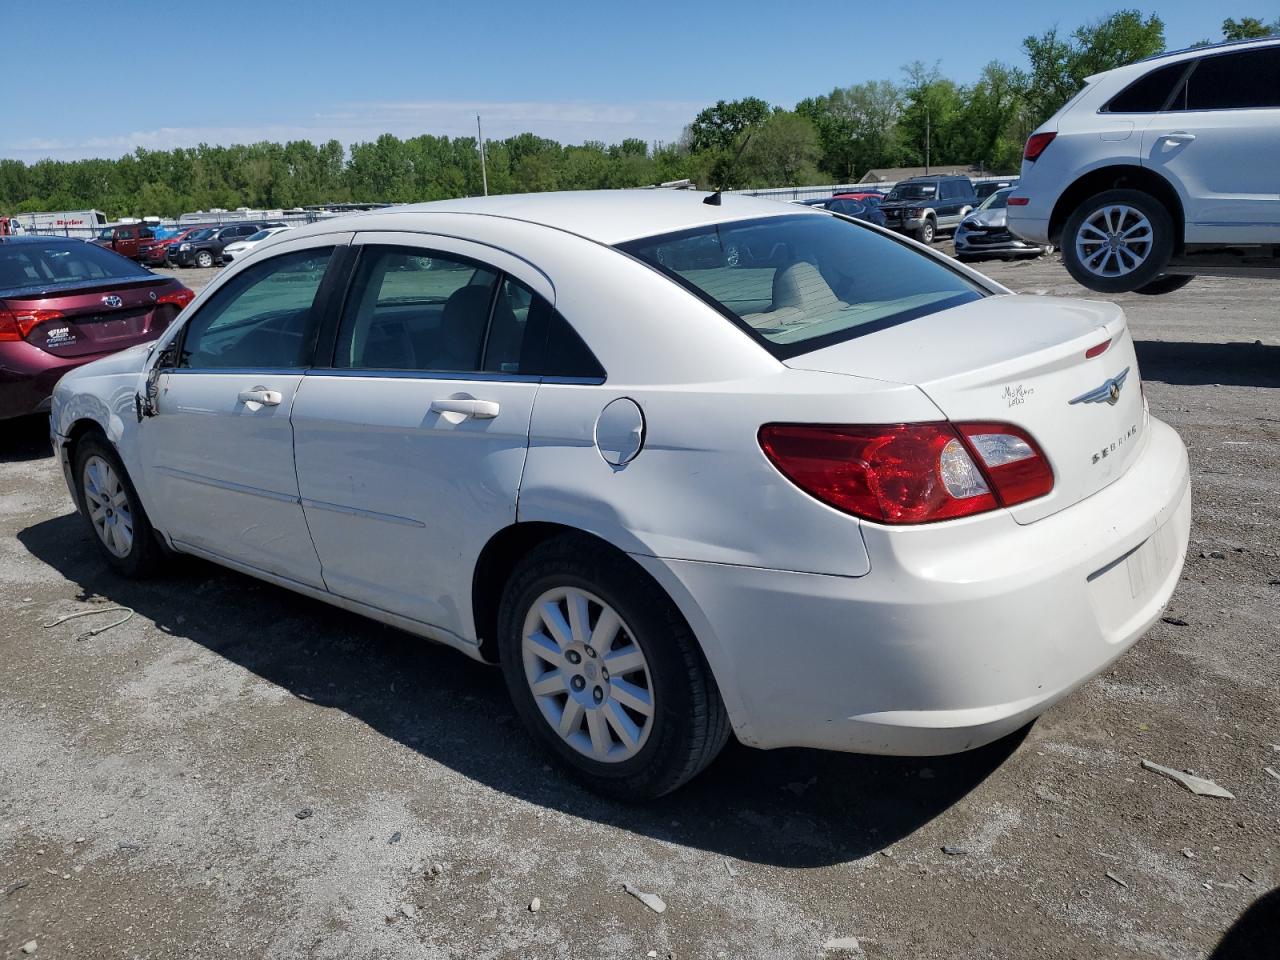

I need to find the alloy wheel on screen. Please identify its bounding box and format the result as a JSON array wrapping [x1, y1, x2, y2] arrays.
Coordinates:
[[1074, 204, 1153, 278], [521, 586, 655, 763], [82, 455, 134, 558]]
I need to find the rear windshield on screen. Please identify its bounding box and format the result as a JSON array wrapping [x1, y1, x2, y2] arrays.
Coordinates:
[[0, 240, 149, 292], [980, 190, 1011, 210], [618, 214, 985, 358], [245, 229, 273, 242]]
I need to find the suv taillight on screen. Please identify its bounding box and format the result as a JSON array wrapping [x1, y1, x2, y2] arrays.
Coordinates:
[[1024, 132, 1056, 161], [758, 422, 1054, 525], [0, 307, 64, 342]]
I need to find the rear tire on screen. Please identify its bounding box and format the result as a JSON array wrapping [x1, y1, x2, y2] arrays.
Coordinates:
[[1134, 273, 1194, 295], [73, 434, 161, 578], [497, 534, 730, 799], [1061, 189, 1173, 293]]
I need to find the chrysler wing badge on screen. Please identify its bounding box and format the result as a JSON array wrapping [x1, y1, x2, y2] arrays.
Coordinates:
[[1069, 366, 1129, 406]]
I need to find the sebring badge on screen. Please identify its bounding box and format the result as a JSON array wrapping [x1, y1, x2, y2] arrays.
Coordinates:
[[1069, 366, 1129, 406], [101, 294, 123, 308]]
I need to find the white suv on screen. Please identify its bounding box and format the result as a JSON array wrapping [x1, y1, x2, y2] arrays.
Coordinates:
[[1008, 38, 1280, 294]]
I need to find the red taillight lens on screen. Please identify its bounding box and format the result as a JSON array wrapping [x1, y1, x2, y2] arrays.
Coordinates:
[[1024, 131, 1057, 161], [0, 307, 64, 342], [758, 423, 998, 524], [759, 421, 1054, 525], [954, 422, 1055, 507], [1085, 338, 1112, 359], [155, 287, 195, 309]]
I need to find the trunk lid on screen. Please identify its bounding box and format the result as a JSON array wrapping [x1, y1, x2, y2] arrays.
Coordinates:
[[2, 276, 178, 359], [785, 294, 1146, 524]]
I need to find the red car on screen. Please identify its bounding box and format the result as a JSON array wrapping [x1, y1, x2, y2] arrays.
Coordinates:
[[91, 223, 155, 260], [137, 226, 208, 267], [0, 236, 194, 420]]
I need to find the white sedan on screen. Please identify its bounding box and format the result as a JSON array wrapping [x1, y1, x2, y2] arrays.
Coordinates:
[[220, 225, 293, 263], [49, 191, 1191, 797]]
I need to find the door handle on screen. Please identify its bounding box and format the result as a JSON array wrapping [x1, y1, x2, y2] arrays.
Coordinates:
[[238, 387, 282, 407], [430, 398, 500, 420], [1163, 131, 1196, 143]]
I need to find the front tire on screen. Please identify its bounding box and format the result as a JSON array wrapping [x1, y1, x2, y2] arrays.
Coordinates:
[[913, 216, 936, 244], [1061, 189, 1173, 293], [497, 535, 730, 799], [73, 434, 161, 577], [195, 250, 214, 268]]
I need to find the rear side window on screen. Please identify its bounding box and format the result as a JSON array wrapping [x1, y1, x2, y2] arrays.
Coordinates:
[[1105, 62, 1187, 112], [619, 214, 985, 359], [1178, 48, 1280, 110]]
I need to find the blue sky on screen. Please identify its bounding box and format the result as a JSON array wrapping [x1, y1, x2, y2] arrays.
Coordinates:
[[0, 0, 1242, 161]]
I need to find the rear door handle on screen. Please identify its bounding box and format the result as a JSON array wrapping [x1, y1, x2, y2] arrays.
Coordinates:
[[1163, 131, 1196, 143], [238, 387, 282, 407], [430, 398, 500, 420]]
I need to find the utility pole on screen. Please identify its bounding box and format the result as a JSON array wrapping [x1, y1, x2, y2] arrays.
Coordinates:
[[477, 114, 489, 197]]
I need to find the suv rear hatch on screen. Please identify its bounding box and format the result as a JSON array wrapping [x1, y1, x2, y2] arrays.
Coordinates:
[[786, 294, 1146, 524]]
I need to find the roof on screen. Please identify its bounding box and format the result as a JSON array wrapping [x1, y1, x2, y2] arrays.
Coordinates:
[[1138, 34, 1279, 64], [323, 190, 805, 245]]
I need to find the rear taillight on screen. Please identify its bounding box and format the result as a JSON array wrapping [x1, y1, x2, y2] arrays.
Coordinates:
[[0, 307, 64, 342], [758, 421, 1054, 525], [155, 287, 195, 309], [1023, 132, 1056, 161]]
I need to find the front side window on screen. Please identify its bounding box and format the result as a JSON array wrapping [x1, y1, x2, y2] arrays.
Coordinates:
[[0, 240, 149, 291], [176, 247, 333, 369], [619, 214, 985, 359], [1178, 48, 1280, 110]]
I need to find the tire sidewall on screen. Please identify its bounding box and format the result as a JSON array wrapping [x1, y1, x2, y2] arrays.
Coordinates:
[[920, 217, 935, 244], [73, 435, 154, 577], [196, 250, 213, 268], [497, 549, 697, 792], [1062, 189, 1173, 293]]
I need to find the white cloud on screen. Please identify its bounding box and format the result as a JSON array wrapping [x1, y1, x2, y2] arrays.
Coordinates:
[[2, 99, 701, 161]]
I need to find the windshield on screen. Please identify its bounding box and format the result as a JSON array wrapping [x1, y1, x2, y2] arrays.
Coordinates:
[[96, 228, 113, 240], [618, 214, 985, 359], [980, 189, 1012, 211], [0, 240, 150, 292], [187, 228, 215, 241], [887, 183, 937, 201]]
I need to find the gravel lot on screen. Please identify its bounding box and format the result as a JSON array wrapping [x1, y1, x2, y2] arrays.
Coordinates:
[[1, 252, 1277, 959]]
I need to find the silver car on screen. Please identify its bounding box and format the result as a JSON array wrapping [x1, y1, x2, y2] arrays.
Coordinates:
[[955, 188, 1052, 261]]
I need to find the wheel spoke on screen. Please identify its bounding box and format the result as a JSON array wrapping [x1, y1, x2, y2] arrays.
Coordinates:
[[590, 607, 620, 652], [557, 698, 584, 737], [609, 678, 653, 716], [539, 601, 572, 649], [89, 503, 107, 523], [602, 645, 645, 676], [566, 592, 592, 646], [530, 669, 567, 697], [524, 631, 562, 665], [585, 708, 611, 759], [1078, 222, 1108, 241], [604, 702, 641, 749], [1085, 246, 1109, 269]]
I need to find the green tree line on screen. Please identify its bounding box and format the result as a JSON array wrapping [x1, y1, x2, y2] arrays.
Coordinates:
[[1, 12, 1272, 219]]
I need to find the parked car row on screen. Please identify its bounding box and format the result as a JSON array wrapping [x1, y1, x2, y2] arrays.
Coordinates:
[[167, 220, 289, 268]]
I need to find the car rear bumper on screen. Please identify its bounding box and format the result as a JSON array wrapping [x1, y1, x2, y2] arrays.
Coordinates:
[[0, 342, 101, 420], [955, 229, 1046, 257], [635, 416, 1190, 754]]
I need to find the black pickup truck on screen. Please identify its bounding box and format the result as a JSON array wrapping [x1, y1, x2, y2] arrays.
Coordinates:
[[878, 175, 979, 244]]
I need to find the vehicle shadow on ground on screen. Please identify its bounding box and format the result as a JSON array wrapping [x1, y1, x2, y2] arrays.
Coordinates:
[[1, 415, 53, 463], [18, 512, 1025, 869], [1134, 340, 1280, 389]]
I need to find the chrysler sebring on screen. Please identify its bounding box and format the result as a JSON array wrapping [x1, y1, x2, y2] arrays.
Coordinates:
[[49, 191, 1191, 797]]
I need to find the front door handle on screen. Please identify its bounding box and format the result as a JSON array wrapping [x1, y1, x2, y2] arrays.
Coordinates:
[[430, 398, 500, 420], [238, 387, 282, 407], [1163, 131, 1196, 143]]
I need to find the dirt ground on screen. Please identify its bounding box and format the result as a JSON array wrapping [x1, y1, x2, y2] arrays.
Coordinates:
[[1, 251, 1277, 960]]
